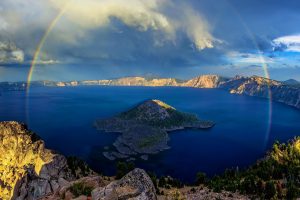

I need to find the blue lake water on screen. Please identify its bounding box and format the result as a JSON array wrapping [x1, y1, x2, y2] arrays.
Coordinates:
[[1, 86, 300, 182]]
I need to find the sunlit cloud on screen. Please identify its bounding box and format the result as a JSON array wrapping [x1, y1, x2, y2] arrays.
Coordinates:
[[273, 34, 300, 52], [50, 0, 216, 50]]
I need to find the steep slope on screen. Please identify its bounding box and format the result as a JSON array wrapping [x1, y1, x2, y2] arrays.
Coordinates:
[[118, 99, 211, 129], [0, 121, 72, 199], [183, 75, 228, 88], [220, 76, 300, 109]]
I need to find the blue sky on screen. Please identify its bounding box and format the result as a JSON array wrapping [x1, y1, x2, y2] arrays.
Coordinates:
[[0, 0, 300, 81]]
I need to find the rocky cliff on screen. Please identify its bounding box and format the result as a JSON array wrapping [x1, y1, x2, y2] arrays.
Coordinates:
[[0, 121, 72, 200], [182, 75, 228, 88], [85, 77, 181, 87], [220, 75, 300, 109]]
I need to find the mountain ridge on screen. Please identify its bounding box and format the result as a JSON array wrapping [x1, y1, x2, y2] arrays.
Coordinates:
[[1, 74, 300, 110]]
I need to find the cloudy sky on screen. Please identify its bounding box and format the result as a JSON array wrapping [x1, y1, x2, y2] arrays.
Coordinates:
[[1, 0, 300, 81]]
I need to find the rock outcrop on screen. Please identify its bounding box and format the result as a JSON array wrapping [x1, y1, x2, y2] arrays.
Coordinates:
[[81, 77, 181, 87], [183, 75, 228, 88], [0, 121, 73, 200], [0, 121, 160, 200], [220, 75, 300, 109], [92, 168, 157, 200], [95, 100, 214, 161]]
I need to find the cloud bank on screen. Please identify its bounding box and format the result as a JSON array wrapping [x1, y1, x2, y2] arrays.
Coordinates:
[[50, 0, 215, 50]]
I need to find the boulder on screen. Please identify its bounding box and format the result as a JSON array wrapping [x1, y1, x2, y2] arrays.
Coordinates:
[[92, 168, 157, 200]]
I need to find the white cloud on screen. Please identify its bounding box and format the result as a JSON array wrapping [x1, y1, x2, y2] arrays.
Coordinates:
[[273, 34, 300, 52], [35, 59, 60, 65], [0, 42, 24, 63], [227, 51, 273, 64], [0, 17, 8, 31], [177, 5, 214, 50]]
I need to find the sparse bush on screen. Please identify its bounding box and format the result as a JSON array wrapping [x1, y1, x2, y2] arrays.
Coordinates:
[[69, 182, 93, 197], [67, 156, 93, 178], [195, 172, 207, 185], [205, 137, 300, 199], [116, 161, 135, 179]]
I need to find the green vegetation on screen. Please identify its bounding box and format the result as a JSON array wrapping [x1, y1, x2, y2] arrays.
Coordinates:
[[196, 172, 207, 185], [196, 137, 300, 199], [116, 161, 135, 179], [67, 156, 93, 178], [158, 176, 184, 189], [147, 171, 184, 195], [118, 100, 200, 129], [147, 171, 162, 194], [138, 132, 165, 148], [69, 182, 93, 197]]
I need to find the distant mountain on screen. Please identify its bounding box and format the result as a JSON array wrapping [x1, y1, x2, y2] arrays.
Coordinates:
[[182, 75, 229, 88], [284, 79, 300, 86], [219, 75, 300, 109], [1, 75, 300, 110]]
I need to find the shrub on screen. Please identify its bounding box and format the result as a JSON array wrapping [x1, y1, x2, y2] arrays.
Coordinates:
[[195, 172, 207, 185], [67, 156, 92, 178], [264, 181, 277, 199], [69, 182, 93, 197], [116, 161, 135, 179]]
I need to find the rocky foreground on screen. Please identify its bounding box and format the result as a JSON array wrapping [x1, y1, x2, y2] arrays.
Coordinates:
[[0, 121, 157, 200], [94, 99, 214, 161], [0, 121, 249, 200]]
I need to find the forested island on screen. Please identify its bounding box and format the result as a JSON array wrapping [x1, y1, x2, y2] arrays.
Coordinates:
[[95, 99, 214, 161]]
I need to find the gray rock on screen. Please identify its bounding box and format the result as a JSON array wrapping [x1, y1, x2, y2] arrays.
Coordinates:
[[0, 122, 76, 200], [92, 168, 157, 200], [103, 152, 116, 161], [140, 155, 149, 161]]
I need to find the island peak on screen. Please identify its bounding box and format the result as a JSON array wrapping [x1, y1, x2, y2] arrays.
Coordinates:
[[95, 99, 214, 161]]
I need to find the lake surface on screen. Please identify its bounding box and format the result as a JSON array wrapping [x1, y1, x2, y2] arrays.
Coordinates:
[[1, 86, 300, 182]]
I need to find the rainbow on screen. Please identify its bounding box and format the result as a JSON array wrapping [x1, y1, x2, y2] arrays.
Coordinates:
[[25, 0, 273, 147], [224, 0, 273, 149], [26, 4, 69, 95], [25, 3, 70, 125]]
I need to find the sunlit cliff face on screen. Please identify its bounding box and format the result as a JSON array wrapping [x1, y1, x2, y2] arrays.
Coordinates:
[[0, 122, 54, 200]]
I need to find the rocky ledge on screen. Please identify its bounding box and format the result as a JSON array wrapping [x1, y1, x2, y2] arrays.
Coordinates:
[[94, 99, 214, 161]]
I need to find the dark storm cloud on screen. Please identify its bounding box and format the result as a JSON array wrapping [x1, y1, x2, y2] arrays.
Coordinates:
[[0, 0, 300, 81]]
